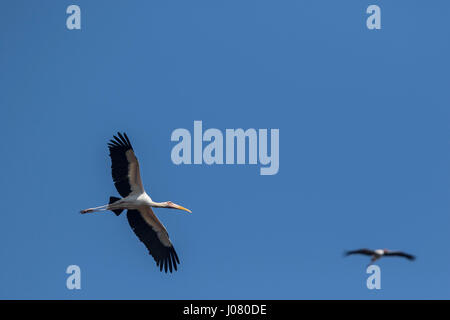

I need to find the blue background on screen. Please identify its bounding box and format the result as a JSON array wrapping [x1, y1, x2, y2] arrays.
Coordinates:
[[1, 1, 449, 299]]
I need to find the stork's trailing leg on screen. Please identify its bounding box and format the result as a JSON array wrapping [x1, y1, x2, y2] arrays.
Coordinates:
[[80, 204, 108, 214], [80, 197, 125, 215]]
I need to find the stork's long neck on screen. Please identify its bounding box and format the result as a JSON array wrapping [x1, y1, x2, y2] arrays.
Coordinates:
[[150, 201, 169, 208]]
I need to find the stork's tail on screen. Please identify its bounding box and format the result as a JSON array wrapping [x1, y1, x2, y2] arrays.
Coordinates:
[[109, 197, 124, 216]]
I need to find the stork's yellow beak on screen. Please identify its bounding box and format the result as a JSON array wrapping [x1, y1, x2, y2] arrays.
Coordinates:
[[172, 203, 192, 213]]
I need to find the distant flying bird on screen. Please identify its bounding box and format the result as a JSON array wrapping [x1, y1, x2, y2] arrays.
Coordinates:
[[345, 248, 416, 265], [80, 132, 191, 273]]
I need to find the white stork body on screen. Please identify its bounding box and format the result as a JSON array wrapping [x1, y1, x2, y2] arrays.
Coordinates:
[[81, 132, 191, 273], [372, 249, 385, 263]]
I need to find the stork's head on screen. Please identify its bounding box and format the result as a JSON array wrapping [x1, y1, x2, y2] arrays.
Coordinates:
[[164, 201, 192, 213]]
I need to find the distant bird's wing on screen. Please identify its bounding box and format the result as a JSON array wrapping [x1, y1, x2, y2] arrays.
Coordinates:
[[127, 207, 180, 273], [108, 132, 144, 198], [384, 251, 416, 260], [345, 249, 375, 256]]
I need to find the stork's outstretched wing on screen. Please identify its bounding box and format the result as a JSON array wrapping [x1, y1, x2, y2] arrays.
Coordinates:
[[108, 132, 144, 198], [384, 251, 416, 260], [345, 249, 375, 256], [127, 207, 180, 273]]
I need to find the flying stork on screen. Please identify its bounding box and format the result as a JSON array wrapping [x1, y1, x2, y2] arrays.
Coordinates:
[[80, 132, 191, 273], [345, 248, 416, 265]]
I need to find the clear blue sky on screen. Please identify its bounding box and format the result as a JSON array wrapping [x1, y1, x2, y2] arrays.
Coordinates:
[[1, 1, 449, 299]]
